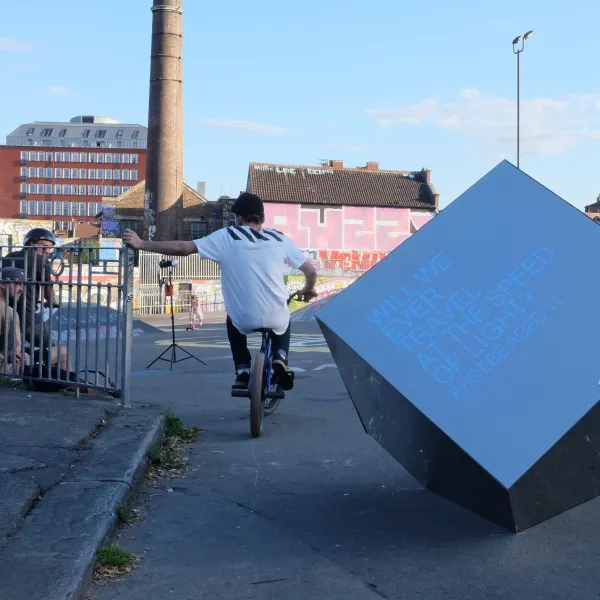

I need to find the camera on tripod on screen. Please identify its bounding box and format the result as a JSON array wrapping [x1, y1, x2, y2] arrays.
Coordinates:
[[159, 258, 179, 269]]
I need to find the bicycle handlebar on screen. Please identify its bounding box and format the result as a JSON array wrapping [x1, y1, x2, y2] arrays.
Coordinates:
[[287, 291, 313, 306]]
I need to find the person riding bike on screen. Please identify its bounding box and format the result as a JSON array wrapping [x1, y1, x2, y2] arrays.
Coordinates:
[[122, 192, 318, 391]]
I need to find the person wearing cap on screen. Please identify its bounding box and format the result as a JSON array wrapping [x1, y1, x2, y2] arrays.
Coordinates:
[[0, 267, 29, 374], [123, 192, 318, 391], [1, 227, 67, 371]]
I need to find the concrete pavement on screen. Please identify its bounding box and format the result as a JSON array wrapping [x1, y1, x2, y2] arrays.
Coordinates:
[[87, 317, 600, 600]]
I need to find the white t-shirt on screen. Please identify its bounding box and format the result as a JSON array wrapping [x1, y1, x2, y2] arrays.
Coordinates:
[[193, 226, 307, 335]]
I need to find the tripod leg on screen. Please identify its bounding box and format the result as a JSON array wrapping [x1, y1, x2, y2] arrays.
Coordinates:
[[173, 343, 207, 366], [146, 345, 172, 369]]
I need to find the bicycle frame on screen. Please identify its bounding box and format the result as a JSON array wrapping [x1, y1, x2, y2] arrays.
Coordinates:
[[248, 330, 274, 395]]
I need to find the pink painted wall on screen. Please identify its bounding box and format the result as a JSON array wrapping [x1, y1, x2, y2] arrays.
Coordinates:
[[264, 203, 434, 252]]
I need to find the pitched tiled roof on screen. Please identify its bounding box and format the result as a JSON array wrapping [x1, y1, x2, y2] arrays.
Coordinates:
[[247, 163, 437, 209]]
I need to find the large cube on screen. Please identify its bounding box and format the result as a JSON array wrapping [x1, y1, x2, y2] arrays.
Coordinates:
[[316, 160, 600, 532]]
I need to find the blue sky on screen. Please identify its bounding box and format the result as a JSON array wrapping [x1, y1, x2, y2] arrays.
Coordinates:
[[1, 0, 599, 209]]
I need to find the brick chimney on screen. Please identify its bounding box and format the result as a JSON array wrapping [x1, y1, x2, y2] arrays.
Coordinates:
[[145, 0, 184, 241], [329, 160, 344, 169], [366, 162, 379, 171], [421, 168, 431, 183], [197, 181, 206, 198]]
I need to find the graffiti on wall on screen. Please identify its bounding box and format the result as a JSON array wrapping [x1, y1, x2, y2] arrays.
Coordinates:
[[0, 219, 54, 247], [264, 203, 435, 252]]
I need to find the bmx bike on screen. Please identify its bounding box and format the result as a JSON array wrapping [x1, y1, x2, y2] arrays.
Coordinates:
[[231, 292, 309, 438]]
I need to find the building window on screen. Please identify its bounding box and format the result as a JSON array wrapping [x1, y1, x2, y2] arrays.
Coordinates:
[[104, 186, 112, 196], [29, 168, 35, 177], [97, 169, 104, 180], [116, 140, 122, 148], [25, 128, 35, 136], [37, 201, 44, 214], [54, 201, 61, 214], [95, 186, 103, 196], [37, 152, 45, 161], [131, 154, 139, 164], [20, 183, 27, 193], [80, 153, 86, 162], [116, 129, 124, 138], [59, 139, 66, 147], [82, 129, 90, 138], [42, 139, 52, 146], [122, 170, 130, 180], [37, 184, 44, 194], [71, 169, 78, 178], [106, 153, 113, 163], [46, 184, 52, 194], [97, 153, 105, 163], [114, 153, 121, 163], [89, 169, 96, 179], [62, 185, 69, 195], [37, 168, 44, 177], [29, 201, 35, 215], [63, 169, 69, 178], [131, 130, 140, 139], [58, 129, 67, 137], [29, 152, 36, 161], [87, 203, 95, 217], [131, 170, 138, 181], [46, 168, 52, 177], [122, 154, 130, 164], [20, 167, 28, 176], [55, 152, 62, 162], [55, 168, 61, 178], [29, 183, 36, 194], [55, 185, 61, 195], [78, 169, 85, 178], [88, 185, 95, 195], [94, 130, 107, 139], [45, 201, 52, 215], [62, 202, 69, 216], [71, 185, 77, 195], [82, 140, 90, 147], [27, 139, 34, 146], [20, 201, 27, 215], [131, 140, 138, 148], [105, 169, 113, 180], [89, 153, 96, 163], [113, 186, 120, 196], [113, 169, 120, 179], [20, 151, 27, 160], [123, 186, 130, 193], [78, 202, 85, 216], [63, 153, 70, 162], [45, 152, 53, 161], [189, 222, 207, 240], [79, 185, 86, 195]]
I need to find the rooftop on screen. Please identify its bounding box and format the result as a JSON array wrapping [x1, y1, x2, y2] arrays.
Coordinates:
[[246, 160, 438, 209]]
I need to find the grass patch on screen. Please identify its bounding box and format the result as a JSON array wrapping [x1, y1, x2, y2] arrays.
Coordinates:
[[116, 501, 138, 525], [164, 410, 202, 441], [149, 439, 182, 470], [96, 544, 133, 569]]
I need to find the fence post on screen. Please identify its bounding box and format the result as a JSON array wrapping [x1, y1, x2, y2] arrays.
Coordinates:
[[120, 245, 135, 407]]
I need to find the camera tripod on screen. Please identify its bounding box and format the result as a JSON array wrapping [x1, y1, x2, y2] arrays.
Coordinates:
[[146, 267, 207, 370]]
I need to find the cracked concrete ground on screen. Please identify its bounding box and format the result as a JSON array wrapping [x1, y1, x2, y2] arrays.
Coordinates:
[[86, 318, 600, 600]]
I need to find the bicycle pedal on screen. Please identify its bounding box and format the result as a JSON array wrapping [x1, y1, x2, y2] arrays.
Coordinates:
[[231, 389, 250, 398]]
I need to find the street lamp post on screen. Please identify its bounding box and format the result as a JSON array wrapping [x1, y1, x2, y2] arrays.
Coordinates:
[[512, 30, 534, 169]]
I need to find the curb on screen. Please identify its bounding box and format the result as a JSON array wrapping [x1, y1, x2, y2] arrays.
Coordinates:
[[0, 405, 166, 600]]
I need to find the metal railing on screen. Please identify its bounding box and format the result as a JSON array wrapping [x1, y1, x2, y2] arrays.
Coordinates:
[[0, 244, 134, 405], [138, 251, 221, 282]]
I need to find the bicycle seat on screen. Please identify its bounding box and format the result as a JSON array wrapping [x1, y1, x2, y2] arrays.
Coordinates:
[[253, 328, 273, 334]]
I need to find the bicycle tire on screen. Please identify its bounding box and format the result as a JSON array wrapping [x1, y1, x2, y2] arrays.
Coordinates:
[[249, 352, 266, 438], [264, 393, 282, 416]]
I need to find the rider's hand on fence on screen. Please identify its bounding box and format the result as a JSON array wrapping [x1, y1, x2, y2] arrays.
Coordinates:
[[297, 288, 318, 302], [122, 229, 143, 250]]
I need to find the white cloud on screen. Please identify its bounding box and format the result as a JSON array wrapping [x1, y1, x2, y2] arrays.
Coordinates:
[[366, 89, 600, 156], [326, 143, 372, 152], [44, 85, 71, 95], [200, 119, 286, 136], [0, 37, 34, 52]]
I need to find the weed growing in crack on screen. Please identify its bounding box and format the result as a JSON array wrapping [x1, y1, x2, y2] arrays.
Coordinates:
[[96, 545, 133, 568], [116, 501, 139, 525]]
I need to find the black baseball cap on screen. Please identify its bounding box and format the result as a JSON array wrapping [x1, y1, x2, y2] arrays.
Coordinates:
[[231, 192, 264, 217], [1, 267, 26, 282]]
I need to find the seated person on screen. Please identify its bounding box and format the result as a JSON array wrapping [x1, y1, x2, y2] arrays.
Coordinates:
[[1, 227, 68, 371], [0, 267, 29, 374]]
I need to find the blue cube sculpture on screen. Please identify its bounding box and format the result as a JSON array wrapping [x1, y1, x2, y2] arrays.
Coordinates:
[[316, 160, 600, 532]]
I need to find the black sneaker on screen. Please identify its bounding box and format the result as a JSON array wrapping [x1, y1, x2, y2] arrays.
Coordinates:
[[233, 371, 250, 390], [272, 359, 295, 391]]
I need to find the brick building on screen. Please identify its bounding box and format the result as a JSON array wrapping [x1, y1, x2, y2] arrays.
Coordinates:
[[0, 116, 146, 235], [101, 181, 233, 241], [585, 195, 600, 221], [246, 160, 438, 270]]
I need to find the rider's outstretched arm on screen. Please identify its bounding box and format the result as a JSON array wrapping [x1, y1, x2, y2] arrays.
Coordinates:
[[122, 229, 197, 256], [298, 260, 318, 296]]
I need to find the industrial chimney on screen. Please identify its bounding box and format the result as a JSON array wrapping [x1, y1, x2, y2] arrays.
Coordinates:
[[145, 0, 183, 241]]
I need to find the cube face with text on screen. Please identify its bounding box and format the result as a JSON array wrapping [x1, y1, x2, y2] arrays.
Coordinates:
[[316, 161, 600, 531]]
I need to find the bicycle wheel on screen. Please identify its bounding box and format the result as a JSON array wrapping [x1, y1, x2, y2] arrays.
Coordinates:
[[264, 391, 282, 416], [249, 352, 266, 438]]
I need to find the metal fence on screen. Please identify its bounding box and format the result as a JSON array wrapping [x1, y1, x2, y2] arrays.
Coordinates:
[[0, 244, 134, 405]]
